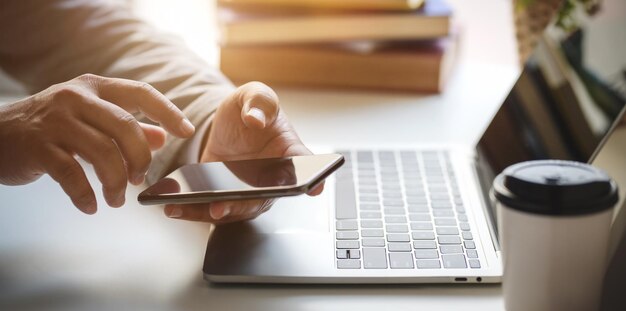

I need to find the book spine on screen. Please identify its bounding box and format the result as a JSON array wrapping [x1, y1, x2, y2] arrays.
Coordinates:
[[220, 46, 443, 92]]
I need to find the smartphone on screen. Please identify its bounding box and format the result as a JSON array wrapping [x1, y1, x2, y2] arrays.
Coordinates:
[[137, 154, 344, 205]]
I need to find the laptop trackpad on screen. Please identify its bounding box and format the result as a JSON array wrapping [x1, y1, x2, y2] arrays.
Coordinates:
[[247, 188, 331, 234]]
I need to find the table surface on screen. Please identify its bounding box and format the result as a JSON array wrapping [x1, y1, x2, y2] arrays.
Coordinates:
[[0, 0, 521, 310]]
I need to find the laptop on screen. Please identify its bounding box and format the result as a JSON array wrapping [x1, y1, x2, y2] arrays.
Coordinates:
[[203, 7, 626, 283]]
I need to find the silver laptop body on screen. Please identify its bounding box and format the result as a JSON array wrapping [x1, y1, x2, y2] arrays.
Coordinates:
[[203, 10, 626, 284]]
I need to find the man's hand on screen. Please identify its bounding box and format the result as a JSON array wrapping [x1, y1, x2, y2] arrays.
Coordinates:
[[163, 82, 323, 224], [0, 74, 194, 214]]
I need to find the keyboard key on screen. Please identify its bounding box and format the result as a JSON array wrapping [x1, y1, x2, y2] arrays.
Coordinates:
[[459, 222, 471, 231], [382, 192, 402, 199], [336, 241, 360, 249], [467, 249, 479, 258], [384, 208, 406, 215], [469, 259, 481, 269], [464, 241, 476, 249], [357, 151, 374, 163], [405, 189, 426, 197], [431, 201, 453, 209], [400, 150, 416, 158], [409, 214, 431, 221], [337, 249, 348, 259], [383, 199, 404, 207], [408, 205, 429, 213], [406, 197, 427, 205], [438, 236, 462, 244], [416, 259, 441, 269], [359, 179, 377, 186], [336, 220, 358, 230], [430, 193, 450, 200], [434, 219, 457, 226], [386, 224, 409, 233], [436, 227, 460, 235], [360, 196, 379, 202], [360, 211, 382, 219], [433, 210, 455, 217], [361, 220, 383, 228], [458, 214, 468, 222], [389, 253, 414, 269], [385, 216, 407, 223], [428, 183, 447, 190], [462, 231, 473, 240], [363, 248, 388, 269], [413, 241, 437, 249], [440, 245, 463, 254], [360, 203, 380, 211], [382, 183, 401, 191], [337, 259, 361, 269], [388, 243, 412, 252], [411, 231, 435, 240], [410, 222, 433, 230], [442, 254, 467, 269], [381, 176, 399, 182], [387, 234, 410, 242], [349, 249, 361, 259], [362, 238, 385, 247], [414, 250, 439, 259], [361, 229, 384, 237], [336, 231, 359, 240], [336, 181, 358, 219]]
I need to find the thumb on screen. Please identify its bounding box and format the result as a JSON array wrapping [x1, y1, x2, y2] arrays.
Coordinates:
[[238, 82, 279, 130]]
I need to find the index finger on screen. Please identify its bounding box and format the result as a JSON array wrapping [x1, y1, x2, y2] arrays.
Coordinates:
[[89, 75, 195, 138]]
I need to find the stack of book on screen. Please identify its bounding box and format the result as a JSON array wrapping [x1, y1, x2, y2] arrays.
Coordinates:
[[217, 0, 456, 93]]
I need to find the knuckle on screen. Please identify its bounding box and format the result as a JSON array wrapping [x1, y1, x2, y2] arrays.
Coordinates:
[[74, 74, 104, 93], [136, 82, 177, 112], [75, 73, 101, 84], [117, 112, 140, 130], [51, 85, 85, 103], [98, 140, 120, 158], [135, 81, 158, 95], [77, 73, 98, 81]]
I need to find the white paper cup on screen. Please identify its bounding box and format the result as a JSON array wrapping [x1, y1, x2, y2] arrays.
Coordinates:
[[492, 160, 618, 311]]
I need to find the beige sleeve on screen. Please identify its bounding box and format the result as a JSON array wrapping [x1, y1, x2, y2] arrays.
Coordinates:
[[0, 0, 235, 183]]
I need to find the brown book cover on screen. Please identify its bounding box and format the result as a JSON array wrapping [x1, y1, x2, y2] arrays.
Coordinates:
[[220, 35, 458, 93], [218, 0, 452, 46]]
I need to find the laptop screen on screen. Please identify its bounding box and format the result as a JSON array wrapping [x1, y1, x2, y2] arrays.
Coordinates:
[[475, 3, 626, 222]]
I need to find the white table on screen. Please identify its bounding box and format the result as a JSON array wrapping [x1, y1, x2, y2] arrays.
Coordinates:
[[0, 64, 517, 311], [0, 1, 521, 310]]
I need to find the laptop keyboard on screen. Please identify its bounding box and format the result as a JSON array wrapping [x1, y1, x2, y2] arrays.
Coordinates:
[[334, 150, 480, 269]]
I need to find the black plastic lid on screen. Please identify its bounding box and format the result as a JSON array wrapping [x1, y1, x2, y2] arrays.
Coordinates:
[[492, 160, 618, 216]]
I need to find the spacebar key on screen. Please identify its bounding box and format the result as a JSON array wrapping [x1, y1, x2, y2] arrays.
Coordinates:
[[336, 181, 357, 219]]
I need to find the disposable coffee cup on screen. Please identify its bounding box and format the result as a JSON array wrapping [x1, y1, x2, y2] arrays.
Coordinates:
[[492, 160, 618, 311]]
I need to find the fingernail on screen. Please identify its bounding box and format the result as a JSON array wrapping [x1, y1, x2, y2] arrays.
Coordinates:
[[222, 206, 231, 218], [247, 107, 266, 128], [83, 199, 97, 215], [132, 174, 145, 185], [210, 205, 231, 220], [113, 194, 125, 207], [167, 206, 183, 218], [180, 118, 195, 136]]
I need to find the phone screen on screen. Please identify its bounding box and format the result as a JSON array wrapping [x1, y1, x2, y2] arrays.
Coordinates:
[[138, 154, 343, 204]]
